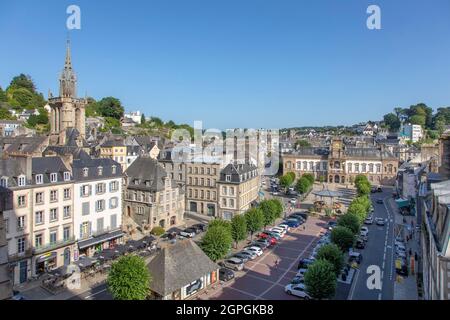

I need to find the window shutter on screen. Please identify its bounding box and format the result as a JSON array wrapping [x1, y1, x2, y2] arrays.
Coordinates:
[[80, 186, 83, 196], [89, 185, 92, 196], [80, 224, 83, 238]]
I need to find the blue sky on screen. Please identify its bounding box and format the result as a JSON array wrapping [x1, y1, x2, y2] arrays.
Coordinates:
[[1, 0, 450, 129]]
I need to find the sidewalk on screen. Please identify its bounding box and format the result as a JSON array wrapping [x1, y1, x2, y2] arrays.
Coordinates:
[[387, 197, 420, 300]]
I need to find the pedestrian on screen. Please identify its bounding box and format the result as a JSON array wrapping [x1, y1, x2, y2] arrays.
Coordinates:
[[414, 252, 418, 261], [303, 225, 306, 231], [274, 259, 279, 268]]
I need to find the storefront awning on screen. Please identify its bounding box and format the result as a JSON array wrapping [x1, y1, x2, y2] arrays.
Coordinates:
[[78, 230, 124, 250], [36, 251, 57, 263], [395, 198, 410, 208]]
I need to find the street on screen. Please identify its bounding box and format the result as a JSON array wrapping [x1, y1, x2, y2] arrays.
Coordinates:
[[348, 187, 395, 300], [70, 282, 112, 300]]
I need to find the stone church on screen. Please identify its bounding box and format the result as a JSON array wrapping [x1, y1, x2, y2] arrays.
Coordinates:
[[48, 40, 87, 146]]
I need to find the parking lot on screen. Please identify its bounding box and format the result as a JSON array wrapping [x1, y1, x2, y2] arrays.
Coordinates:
[[195, 216, 327, 300]]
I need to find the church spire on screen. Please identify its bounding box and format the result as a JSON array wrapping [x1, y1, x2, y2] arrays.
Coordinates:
[[59, 37, 77, 98], [65, 38, 72, 69]]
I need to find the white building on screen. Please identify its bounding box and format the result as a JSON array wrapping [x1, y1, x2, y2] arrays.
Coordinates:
[[124, 111, 142, 124], [72, 158, 124, 258], [401, 124, 424, 143]]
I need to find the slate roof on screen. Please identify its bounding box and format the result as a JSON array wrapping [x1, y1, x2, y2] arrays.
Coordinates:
[[124, 156, 169, 192], [219, 163, 258, 183], [344, 147, 396, 160], [285, 147, 329, 158], [72, 157, 122, 181], [0, 136, 48, 155], [0, 159, 27, 187], [44, 146, 91, 160], [147, 240, 219, 297], [32, 157, 71, 184], [100, 136, 125, 147]]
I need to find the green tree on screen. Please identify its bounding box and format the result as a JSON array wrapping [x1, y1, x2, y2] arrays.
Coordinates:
[[302, 173, 315, 185], [200, 225, 233, 261], [259, 199, 278, 227], [96, 97, 124, 119], [9, 74, 36, 92], [231, 215, 247, 247], [279, 174, 294, 190], [295, 176, 311, 194], [269, 198, 283, 218], [141, 113, 146, 124], [0, 86, 7, 102], [287, 172, 296, 182], [383, 113, 401, 131], [409, 115, 426, 127], [0, 108, 15, 120], [209, 219, 232, 234], [316, 244, 344, 276], [337, 213, 361, 234], [245, 208, 264, 239], [304, 259, 337, 300], [330, 226, 355, 252], [107, 255, 151, 300], [295, 139, 311, 148]]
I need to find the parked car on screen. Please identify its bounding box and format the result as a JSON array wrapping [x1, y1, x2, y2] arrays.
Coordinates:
[[191, 223, 207, 233], [244, 246, 263, 256], [297, 258, 314, 270], [240, 250, 257, 260], [327, 221, 338, 230], [254, 238, 271, 248], [356, 238, 365, 249], [289, 215, 305, 223], [364, 217, 374, 225], [284, 219, 301, 228], [219, 268, 235, 282], [375, 217, 385, 226], [290, 276, 305, 285], [220, 258, 244, 271], [270, 226, 286, 236], [360, 226, 369, 237], [293, 212, 309, 221], [251, 242, 268, 251], [278, 224, 290, 232], [296, 268, 308, 277], [272, 191, 279, 196], [349, 252, 363, 264], [263, 231, 282, 241], [285, 284, 311, 299], [376, 199, 384, 204], [233, 252, 250, 263], [289, 198, 297, 205], [179, 228, 196, 238]]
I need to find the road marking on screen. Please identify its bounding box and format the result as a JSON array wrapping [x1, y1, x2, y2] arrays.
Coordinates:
[[347, 269, 360, 300], [85, 288, 107, 300], [255, 227, 323, 299]]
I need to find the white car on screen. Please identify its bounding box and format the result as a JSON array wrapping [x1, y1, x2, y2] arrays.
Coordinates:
[[179, 229, 196, 238], [289, 198, 297, 205], [375, 218, 385, 226], [278, 224, 290, 232], [360, 226, 369, 237], [272, 191, 279, 196], [244, 246, 263, 257], [285, 284, 311, 299], [269, 227, 286, 237], [364, 217, 373, 225]]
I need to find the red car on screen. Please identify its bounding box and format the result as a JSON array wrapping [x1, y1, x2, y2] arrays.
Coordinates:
[[257, 233, 277, 245]]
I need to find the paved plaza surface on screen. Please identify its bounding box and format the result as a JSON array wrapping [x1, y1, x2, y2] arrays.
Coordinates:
[[195, 216, 327, 300]]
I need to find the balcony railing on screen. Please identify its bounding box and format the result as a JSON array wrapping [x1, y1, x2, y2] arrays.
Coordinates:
[[33, 236, 76, 254]]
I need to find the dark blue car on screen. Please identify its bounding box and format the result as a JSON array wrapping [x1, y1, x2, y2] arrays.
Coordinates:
[[284, 219, 300, 228]]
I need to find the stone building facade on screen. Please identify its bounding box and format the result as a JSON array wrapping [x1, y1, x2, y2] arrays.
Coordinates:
[[48, 40, 87, 145], [124, 157, 185, 231], [282, 138, 399, 185], [217, 163, 260, 220]]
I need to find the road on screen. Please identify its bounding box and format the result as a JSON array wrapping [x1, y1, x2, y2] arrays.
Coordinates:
[[70, 282, 112, 300], [348, 187, 395, 300]]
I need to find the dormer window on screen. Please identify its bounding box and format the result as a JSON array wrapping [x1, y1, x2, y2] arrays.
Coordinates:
[[0, 177, 8, 187], [36, 174, 43, 184], [50, 173, 58, 183], [83, 168, 89, 177], [226, 175, 231, 182], [18, 175, 26, 187], [112, 165, 117, 174], [145, 181, 151, 187], [98, 166, 103, 176], [64, 172, 71, 181], [134, 179, 139, 185]]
